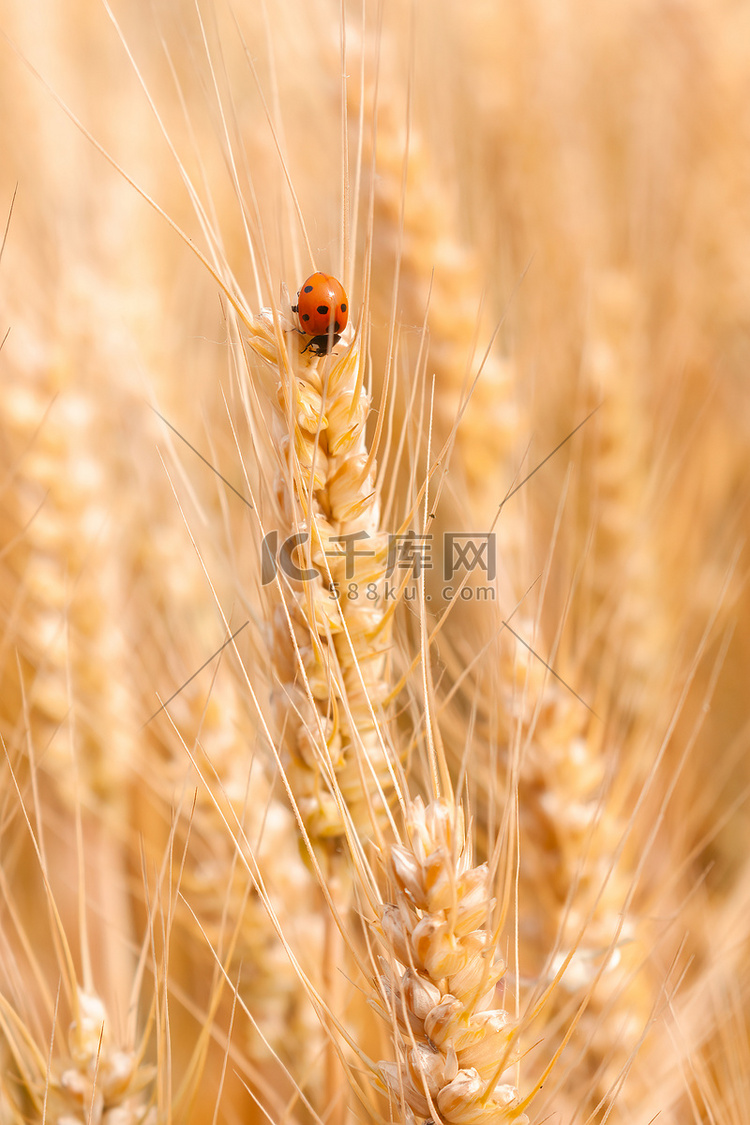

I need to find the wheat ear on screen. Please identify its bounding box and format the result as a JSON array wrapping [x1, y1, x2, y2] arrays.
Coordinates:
[[0, 368, 132, 808], [348, 34, 521, 532], [369, 796, 529, 1125], [0, 985, 156, 1125], [244, 300, 397, 848], [577, 270, 669, 717], [147, 681, 324, 1071]]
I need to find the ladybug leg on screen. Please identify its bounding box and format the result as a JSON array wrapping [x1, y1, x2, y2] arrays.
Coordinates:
[[301, 336, 326, 355], [300, 333, 343, 357]]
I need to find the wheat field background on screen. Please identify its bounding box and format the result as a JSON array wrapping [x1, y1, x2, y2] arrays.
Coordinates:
[[2, 1, 750, 1123]]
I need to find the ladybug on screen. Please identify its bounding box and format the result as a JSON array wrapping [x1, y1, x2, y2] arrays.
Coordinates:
[[291, 272, 349, 356]]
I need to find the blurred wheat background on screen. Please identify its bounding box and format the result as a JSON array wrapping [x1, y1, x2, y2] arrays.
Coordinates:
[[2, 0, 750, 1122]]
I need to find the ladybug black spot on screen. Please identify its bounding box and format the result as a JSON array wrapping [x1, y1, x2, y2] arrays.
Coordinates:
[[303, 284, 313, 293], [301, 313, 310, 322], [340, 303, 347, 312], [316, 304, 329, 315]]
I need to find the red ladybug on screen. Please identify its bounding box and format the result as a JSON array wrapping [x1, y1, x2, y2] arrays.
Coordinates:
[[292, 272, 349, 355]]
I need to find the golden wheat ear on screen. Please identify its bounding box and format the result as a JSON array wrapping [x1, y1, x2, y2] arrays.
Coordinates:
[[0, 739, 158, 1124], [242, 294, 402, 856], [367, 795, 530, 1125]]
